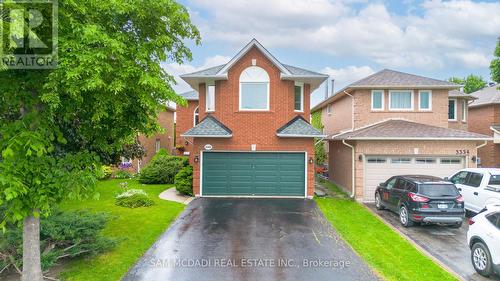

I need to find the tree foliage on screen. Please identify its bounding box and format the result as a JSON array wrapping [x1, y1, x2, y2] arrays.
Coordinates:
[[0, 0, 200, 278], [491, 37, 500, 83], [448, 74, 487, 94], [311, 111, 327, 165]]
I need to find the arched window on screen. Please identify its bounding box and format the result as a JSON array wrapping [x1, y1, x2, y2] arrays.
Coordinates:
[[239, 66, 270, 111], [193, 106, 199, 126]]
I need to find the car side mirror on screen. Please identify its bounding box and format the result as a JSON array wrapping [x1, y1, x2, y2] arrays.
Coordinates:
[[379, 182, 386, 187]]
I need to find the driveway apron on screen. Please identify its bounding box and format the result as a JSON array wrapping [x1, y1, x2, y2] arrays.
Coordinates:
[[123, 198, 379, 281]]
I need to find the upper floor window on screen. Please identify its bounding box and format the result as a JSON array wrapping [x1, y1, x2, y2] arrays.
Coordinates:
[[371, 90, 384, 111], [294, 82, 304, 112], [239, 66, 270, 111], [448, 99, 457, 121], [327, 104, 332, 115], [389, 90, 413, 111], [418, 90, 432, 111], [193, 106, 199, 126], [206, 84, 215, 112], [461, 100, 467, 122]]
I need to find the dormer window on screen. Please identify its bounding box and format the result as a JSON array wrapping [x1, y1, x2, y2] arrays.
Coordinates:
[[239, 66, 270, 111]]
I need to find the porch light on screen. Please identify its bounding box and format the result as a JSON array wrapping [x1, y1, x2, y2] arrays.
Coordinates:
[[194, 156, 199, 163], [358, 155, 363, 161], [471, 156, 477, 163]]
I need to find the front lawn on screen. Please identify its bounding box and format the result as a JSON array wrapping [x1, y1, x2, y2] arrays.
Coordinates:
[[58, 179, 185, 281], [315, 184, 458, 281]]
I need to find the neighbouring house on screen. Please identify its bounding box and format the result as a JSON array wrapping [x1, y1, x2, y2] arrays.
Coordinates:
[[468, 85, 500, 168], [125, 106, 176, 173], [175, 39, 327, 198], [311, 69, 492, 202]]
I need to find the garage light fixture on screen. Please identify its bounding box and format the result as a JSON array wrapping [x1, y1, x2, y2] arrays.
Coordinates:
[[309, 157, 314, 164], [358, 155, 363, 162], [471, 156, 477, 163], [194, 156, 199, 163]]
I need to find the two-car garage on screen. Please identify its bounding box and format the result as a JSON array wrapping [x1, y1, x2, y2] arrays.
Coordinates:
[[363, 155, 465, 202], [201, 152, 306, 197]]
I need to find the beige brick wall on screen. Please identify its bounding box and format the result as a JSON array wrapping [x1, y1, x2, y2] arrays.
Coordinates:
[[353, 89, 449, 129], [328, 141, 353, 192], [321, 95, 353, 134], [351, 140, 479, 200]]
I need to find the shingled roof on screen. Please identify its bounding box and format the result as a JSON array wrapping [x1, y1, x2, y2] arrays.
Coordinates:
[[276, 116, 326, 138], [449, 90, 477, 100], [470, 85, 500, 107], [349, 69, 457, 88], [180, 115, 232, 138], [179, 90, 199, 100], [331, 119, 491, 140]]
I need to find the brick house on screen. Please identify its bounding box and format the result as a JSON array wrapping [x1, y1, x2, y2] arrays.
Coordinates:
[[175, 39, 327, 198], [128, 106, 176, 173], [311, 69, 491, 202], [468, 85, 500, 168]]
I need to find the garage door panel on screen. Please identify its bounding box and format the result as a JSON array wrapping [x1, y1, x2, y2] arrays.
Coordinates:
[[363, 156, 464, 202], [202, 152, 305, 196]]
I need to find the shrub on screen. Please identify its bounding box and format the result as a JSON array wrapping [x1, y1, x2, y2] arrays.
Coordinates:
[[175, 166, 193, 196], [151, 148, 170, 162], [114, 169, 133, 179], [0, 210, 116, 273], [95, 165, 113, 180], [139, 155, 188, 184], [115, 189, 154, 208]]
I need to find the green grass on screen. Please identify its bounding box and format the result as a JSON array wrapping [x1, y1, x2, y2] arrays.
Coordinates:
[[315, 192, 458, 281], [58, 179, 185, 281]]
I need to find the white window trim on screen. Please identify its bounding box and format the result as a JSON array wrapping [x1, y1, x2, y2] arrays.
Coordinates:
[[461, 100, 467, 122], [193, 106, 199, 127], [327, 104, 332, 115], [206, 83, 215, 112], [294, 82, 304, 112], [448, 98, 457, 121], [389, 90, 414, 111], [239, 82, 270, 111], [371, 90, 385, 111], [418, 90, 432, 111]]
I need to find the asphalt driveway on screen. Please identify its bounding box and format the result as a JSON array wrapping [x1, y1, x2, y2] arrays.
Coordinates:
[[366, 204, 500, 281], [123, 198, 378, 281]]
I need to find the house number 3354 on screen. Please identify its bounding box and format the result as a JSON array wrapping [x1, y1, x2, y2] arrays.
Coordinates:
[[456, 149, 470, 155]]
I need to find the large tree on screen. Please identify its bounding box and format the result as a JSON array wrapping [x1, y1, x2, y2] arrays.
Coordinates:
[[448, 74, 487, 94], [0, 1, 200, 280], [490, 37, 500, 83]]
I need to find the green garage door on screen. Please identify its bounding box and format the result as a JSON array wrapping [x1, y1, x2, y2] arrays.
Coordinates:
[[202, 152, 305, 196]]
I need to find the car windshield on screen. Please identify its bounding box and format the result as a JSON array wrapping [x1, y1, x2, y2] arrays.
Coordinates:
[[418, 184, 459, 197], [489, 175, 500, 185]]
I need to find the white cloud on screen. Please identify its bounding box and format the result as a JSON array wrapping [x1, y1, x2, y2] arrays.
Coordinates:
[[311, 65, 375, 106], [161, 55, 231, 93], [185, 0, 500, 70]]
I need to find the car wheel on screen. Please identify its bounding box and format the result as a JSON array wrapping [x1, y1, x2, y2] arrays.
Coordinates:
[[399, 205, 414, 227], [375, 193, 384, 210], [471, 242, 493, 277]]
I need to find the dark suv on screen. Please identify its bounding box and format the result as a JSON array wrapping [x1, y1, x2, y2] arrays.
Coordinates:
[[375, 175, 465, 227]]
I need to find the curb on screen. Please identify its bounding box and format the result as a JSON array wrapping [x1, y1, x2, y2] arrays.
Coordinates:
[[362, 204, 466, 281]]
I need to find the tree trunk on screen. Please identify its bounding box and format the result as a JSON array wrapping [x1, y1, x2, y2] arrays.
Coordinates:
[[22, 214, 42, 281]]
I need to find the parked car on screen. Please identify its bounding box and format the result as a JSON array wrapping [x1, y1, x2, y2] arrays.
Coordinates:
[[375, 175, 465, 227], [447, 168, 500, 213], [467, 204, 500, 277]]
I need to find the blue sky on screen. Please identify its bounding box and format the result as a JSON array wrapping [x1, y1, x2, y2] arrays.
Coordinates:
[[163, 0, 500, 106]]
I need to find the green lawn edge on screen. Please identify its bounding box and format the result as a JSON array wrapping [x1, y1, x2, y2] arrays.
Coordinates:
[[58, 179, 185, 281], [315, 193, 458, 281]]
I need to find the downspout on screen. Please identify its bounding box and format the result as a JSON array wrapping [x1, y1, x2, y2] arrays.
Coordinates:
[[342, 139, 356, 198], [474, 141, 488, 167], [341, 90, 356, 198]]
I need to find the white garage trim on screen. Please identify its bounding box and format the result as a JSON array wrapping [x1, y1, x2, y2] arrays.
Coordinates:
[[363, 155, 466, 202], [199, 150, 308, 198]]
